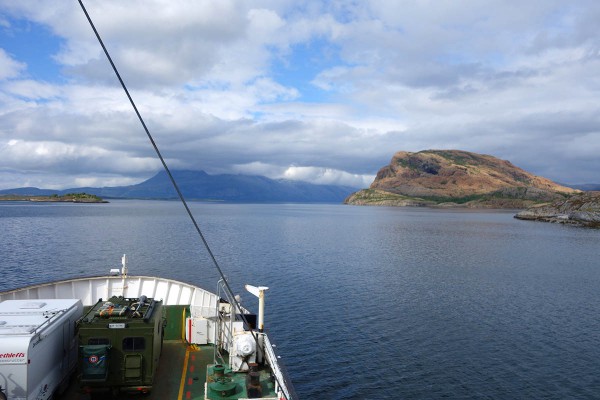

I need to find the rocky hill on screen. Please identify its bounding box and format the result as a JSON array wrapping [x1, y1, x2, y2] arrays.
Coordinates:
[[345, 150, 578, 208], [515, 191, 600, 227]]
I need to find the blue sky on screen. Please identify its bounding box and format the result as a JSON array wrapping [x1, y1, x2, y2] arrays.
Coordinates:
[[0, 0, 599, 189], [273, 39, 342, 104], [1, 19, 63, 82]]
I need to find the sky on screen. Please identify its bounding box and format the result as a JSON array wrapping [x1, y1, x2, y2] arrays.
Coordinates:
[[0, 0, 599, 190]]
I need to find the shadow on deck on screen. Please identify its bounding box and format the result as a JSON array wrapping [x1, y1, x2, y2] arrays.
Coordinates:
[[60, 340, 214, 400]]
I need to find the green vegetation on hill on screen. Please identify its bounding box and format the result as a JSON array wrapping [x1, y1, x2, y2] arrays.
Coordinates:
[[345, 188, 574, 209], [60, 193, 104, 201]]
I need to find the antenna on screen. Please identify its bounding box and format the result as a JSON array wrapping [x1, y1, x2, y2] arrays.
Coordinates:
[[245, 285, 269, 332], [121, 254, 128, 277]]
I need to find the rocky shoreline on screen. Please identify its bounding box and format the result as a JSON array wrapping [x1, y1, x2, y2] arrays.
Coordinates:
[[344, 187, 572, 209], [514, 191, 600, 228]]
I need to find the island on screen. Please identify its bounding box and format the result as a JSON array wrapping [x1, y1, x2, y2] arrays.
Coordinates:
[[345, 150, 577, 208], [0, 193, 108, 203]]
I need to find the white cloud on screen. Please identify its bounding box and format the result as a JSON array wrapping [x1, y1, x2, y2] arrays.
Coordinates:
[[282, 166, 373, 188], [3, 80, 60, 100], [0, 0, 599, 190], [0, 139, 160, 174], [0, 49, 26, 80], [232, 162, 372, 188], [72, 175, 141, 188]]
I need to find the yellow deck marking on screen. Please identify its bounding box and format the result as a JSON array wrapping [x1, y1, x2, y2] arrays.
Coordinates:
[[182, 308, 187, 340], [177, 346, 191, 400]]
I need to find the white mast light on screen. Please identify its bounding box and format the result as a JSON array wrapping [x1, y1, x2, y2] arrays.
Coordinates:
[[121, 254, 128, 277]]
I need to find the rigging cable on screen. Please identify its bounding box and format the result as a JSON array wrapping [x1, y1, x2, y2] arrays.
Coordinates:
[[77, 2, 295, 399], [77, 0, 237, 318]]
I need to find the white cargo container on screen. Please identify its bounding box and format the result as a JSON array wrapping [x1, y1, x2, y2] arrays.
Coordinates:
[[0, 299, 83, 400]]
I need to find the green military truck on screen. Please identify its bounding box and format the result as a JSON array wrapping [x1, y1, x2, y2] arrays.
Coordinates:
[[76, 295, 165, 395]]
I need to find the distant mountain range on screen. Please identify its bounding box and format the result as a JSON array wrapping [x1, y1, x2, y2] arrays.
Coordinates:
[[0, 170, 357, 203]]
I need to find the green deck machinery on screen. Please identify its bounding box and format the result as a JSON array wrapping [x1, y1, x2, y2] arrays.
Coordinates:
[[76, 295, 165, 395]]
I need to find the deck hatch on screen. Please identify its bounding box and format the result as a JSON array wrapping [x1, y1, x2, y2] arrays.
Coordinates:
[[124, 354, 143, 381]]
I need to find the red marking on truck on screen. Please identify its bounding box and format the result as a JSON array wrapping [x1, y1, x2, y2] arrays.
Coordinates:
[[0, 352, 25, 358]]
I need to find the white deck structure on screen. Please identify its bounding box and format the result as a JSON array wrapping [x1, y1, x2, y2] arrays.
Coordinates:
[[0, 275, 219, 320]]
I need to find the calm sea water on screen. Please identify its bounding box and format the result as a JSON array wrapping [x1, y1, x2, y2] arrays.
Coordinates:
[[1, 200, 599, 399]]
